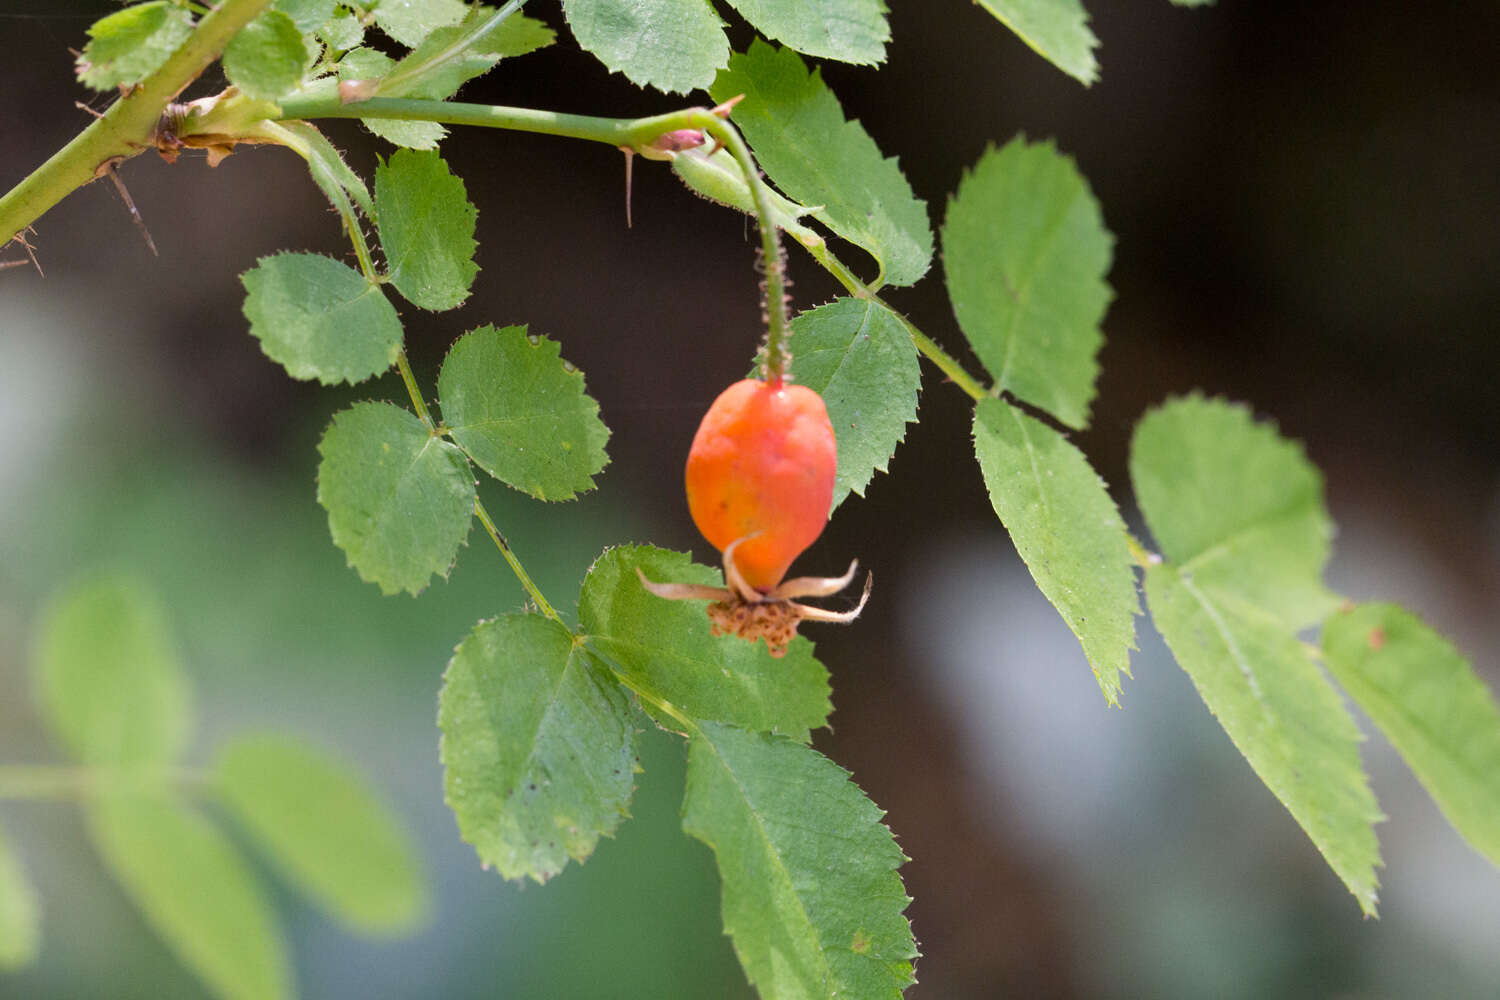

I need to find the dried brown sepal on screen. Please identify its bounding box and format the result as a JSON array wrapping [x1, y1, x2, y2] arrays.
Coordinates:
[[636, 535, 871, 658]]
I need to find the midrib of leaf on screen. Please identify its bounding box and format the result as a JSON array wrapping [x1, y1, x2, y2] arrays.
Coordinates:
[[705, 734, 833, 993], [1010, 403, 1059, 542], [1337, 651, 1486, 784], [994, 183, 1079, 392], [381, 9, 503, 94], [1178, 570, 1268, 708], [387, 186, 448, 278], [808, 298, 876, 386], [494, 638, 586, 802], [374, 435, 446, 527]]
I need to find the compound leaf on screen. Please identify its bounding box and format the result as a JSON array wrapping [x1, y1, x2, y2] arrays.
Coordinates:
[[375, 149, 479, 310], [788, 298, 919, 508], [684, 721, 916, 999], [709, 41, 933, 287], [973, 397, 1137, 704], [372, 0, 468, 47], [562, 0, 728, 94], [241, 252, 402, 384], [439, 613, 637, 882], [88, 796, 289, 1000], [216, 735, 429, 934], [1146, 565, 1382, 914], [1323, 603, 1500, 870], [222, 10, 310, 100], [32, 575, 190, 767], [437, 324, 610, 501], [316, 402, 476, 596], [0, 823, 39, 971], [974, 0, 1099, 85], [579, 546, 831, 740], [724, 0, 889, 65], [943, 137, 1112, 428], [1130, 395, 1339, 631], [75, 1, 195, 91]]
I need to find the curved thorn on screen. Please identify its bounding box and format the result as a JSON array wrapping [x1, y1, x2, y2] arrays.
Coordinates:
[[769, 559, 859, 600], [636, 567, 732, 602]]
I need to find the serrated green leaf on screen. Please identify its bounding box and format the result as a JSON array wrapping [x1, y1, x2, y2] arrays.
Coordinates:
[[579, 546, 831, 740], [683, 722, 916, 999], [88, 797, 289, 1000], [1146, 564, 1382, 914], [216, 735, 429, 933], [709, 41, 932, 287], [223, 10, 311, 100], [942, 137, 1112, 428], [725, 0, 889, 65], [0, 823, 40, 971], [1130, 395, 1339, 631], [320, 6, 365, 49], [338, 48, 448, 148], [316, 401, 476, 596], [378, 7, 556, 101], [1323, 603, 1500, 870], [373, 0, 467, 46], [786, 298, 918, 507], [975, 0, 1099, 85], [437, 324, 610, 501], [32, 575, 190, 767], [562, 0, 728, 94], [273, 0, 336, 34], [439, 614, 637, 882], [374, 149, 478, 310], [240, 252, 402, 384], [973, 397, 1137, 704], [75, 1, 195, 91]]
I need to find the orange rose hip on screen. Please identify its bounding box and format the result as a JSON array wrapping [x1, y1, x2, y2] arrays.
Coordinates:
[[685, 378, 836, 592]]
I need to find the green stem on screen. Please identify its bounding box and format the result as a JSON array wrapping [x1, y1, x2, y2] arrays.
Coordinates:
[[0, 765, 210, 802], [810, 241, 990, 401], [0, 0, 272, 244], [475, 502, 561, 622]]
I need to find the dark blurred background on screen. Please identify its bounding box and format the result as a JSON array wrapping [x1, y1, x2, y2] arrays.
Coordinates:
[[2, 1, 1498, 997]]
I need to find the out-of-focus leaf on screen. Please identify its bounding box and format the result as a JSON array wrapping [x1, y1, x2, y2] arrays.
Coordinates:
[[240, 252, 402, 384], [1323, 603, 1500, 870], [316, 401, 476, 596], [974, 0, 1099, 85], [372, 0, 468, 47], [683, 722, 916, 999], [561, 0, 728, 94], [374, 149, 479, 310], [709, 41, 932, 287], [88, 796, 290, 1000], [223, 10, 310, 100], [973, 397, 1137, 704], [32, 575, 190, 767], [725, 0, 889, 65], [439, 613, 637, 882], [1146, 564, 1383, 915], [786, 298, 919, 508], [579, 546, 831, 740], [75, 1, 195, 91], [437, 324, 610, 501], [0, 823, 40, 971], [216, 735, 429, 933], [273, 0, 336, 34], [942, 137, 1112, 429], [320, 6, 365, 49], [1130, 394, 1339, 630]]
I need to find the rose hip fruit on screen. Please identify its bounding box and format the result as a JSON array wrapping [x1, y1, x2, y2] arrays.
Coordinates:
[[685, 379, 836, 593]]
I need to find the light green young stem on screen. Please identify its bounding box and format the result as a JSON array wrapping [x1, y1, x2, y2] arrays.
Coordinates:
[[0, 0, 272, 244], [0, 765, 209, 801]]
